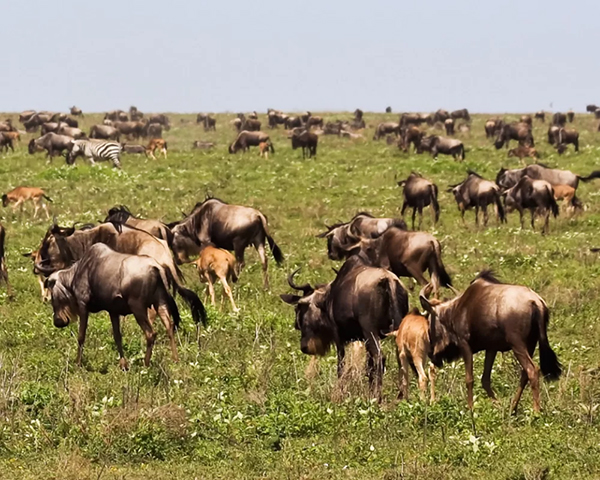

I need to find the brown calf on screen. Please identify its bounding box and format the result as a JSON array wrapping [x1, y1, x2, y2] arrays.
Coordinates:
[[258, 141, 270, 159], [553, 184, 582, 212], [388, 308, 435, 402], [195, 245, 239, 312], [146, 138, 168, 160], [2, 187, 52, 219], [507, 145, 539, 160]]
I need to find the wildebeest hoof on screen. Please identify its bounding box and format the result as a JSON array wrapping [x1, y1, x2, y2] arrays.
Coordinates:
[[119, 358, 129, 371]]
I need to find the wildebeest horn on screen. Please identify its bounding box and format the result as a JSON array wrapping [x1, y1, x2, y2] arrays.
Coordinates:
[[287, 268, 313, 295], [448, 285, 460, 296], [34, 261, 55, 276], [419, 283, 434, 313]]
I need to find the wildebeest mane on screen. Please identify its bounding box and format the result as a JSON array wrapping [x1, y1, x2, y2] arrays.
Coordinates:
[[353, 211, 374, 219], [473, 269, 503, 284], [105, 205, 136, 224], [535, 162, 551, 169], [467, 170, 483, 178]]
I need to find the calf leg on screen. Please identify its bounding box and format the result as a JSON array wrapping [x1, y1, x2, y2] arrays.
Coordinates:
[[156, 303, 179, 362], [530, 208, 536, 230], [474, 206, 480, 225], [481, 350, 497, 399], [255, 241, 269, 289], [429, 364, 436, 402], [414, 356, 429, 402], [220, 276, 239, 312], [109, 313, 128, 371], [33, 198, 40, 219], [398, 349, 410, 400], [206, 273, 217, 306]]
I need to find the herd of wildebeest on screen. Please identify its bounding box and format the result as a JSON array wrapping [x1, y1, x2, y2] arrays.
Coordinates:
[[2, 103, 600, 415]]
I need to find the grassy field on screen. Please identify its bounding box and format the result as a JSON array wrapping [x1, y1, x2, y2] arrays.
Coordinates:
[[1, 110, 600, 479]]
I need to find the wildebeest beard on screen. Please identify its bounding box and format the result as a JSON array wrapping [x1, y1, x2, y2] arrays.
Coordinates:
[[50, 269, 79, 327]]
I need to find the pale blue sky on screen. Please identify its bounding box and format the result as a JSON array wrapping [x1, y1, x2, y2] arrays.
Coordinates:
[[5, 0, 598, 113]]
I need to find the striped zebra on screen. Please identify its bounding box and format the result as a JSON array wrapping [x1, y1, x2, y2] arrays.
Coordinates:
[[67, 139, 122, 168]]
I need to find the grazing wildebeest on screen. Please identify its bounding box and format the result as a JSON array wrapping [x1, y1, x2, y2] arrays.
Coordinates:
[[267, 110, 287, 129], [520, 115, 532, 126], [318, 212, 406, 245], [197, 114, 217, 131], [284, 116, 303, 129], [113, 121, 146, 139], [553, 127, 579, 153], [146, 122, 162, 139], [192, 141, 215, 150], [503, 176, 559, 234], [23, 113, 53, 132], [399, 126, 423, 153], [41, 122, 62, 135], [306, 116, 324, 128], [450, 109, 470, 122], [58, 126, 86, 139], [63, 118, 79, 129], [444, 118, 455, 136], [70, 106, 82, 116], [534, 111, 545, 122], [129, 106, 144, 121], [567, 110, 575, 123], [280, 257, 409, 400], [237, 114, 260, 132], [428, 136, 465, 160], [586, 104, 598, 113], [104, 205, 173, 244], [449, 171, 505, 225], [373, 122, 400, 140], [397, 172, 439, 229], [0, 133, 16, 153], [33, 222, 206, 327], [229, 131, 273, 154], [169, 197, 283, 288], [89, 125, 120, 141], [105, 110, 128, 122], [552, 112, 567, 126], [19, 110, 36, 123], [419, 271, 562, 413], [323, 121, 345, 136], [507, 145, 539, 160], [28, 133, 74, 160], [399, 113, 427, 128], [318, 218, 452, 295], [148, 114, 170, 130], [484, 118, 503, 139], [433, 109, 450, 123], [0, 223, 12, 298], [42, 244, 184, 369], [494, 123, 534, 148], [289, 128, 318, 158], [387, 308, 436, 401], [121, 144, 146, 154], [195, 244, 239, 312], [495, 164, 600, 190], [2, 186, 52, 219]]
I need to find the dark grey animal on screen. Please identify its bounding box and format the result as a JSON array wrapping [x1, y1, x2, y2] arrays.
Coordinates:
[[105, 110, 128, 122], [419, 271, 561, 413], [289, 128, 318, 158], [121, 144, 147, 154], [70, 106, 82, 116], [552, 112, 567, 126], [503, 176, 558, 234], [43, 243, 184, 369], [192, 141, 215, 150], [0, 133, 16, 153], [197, 114, 217, 131], [428, 136, 465, 160], [169, 197, 283, 288], [449, 171, 505, 225], [89, 125, 120, 141], [58, 126, 86, 139], [534, 111, 545, 122], [496, 164, 600, 190], [494, 123, 534, 148], [284, 116, 303, 129], [485, 118, 504, 138], [104, 205, 173, 244], [586, 105, 598, 113], [450, 109, 470, 122], [444, 118, 455, 136], [147, 123, 163, 139], [373, 122, 399, 140], [28, 133, 74, 159], [148, 114, 170, 130], [567, 110, 575, 123], [398, 173, 439, 229], [280, 256, 409, 401], [553, 127, 579, 153], [433, 109, 450, 123], [229, 131, 273, 154]]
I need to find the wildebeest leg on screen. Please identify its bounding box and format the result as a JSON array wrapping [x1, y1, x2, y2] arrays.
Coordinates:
[[474, 206, 479, 226], [365, 335, 383, 401], [400, 201, 408, 219], [109, 313, 128, 371], [460, 343, 475, 409], [530, 208, 536, 231], [512, 344, 540, 413], [429, 364, 436, 402], [482, 205, 489, 226], [512, 369, 529, 415], [219, 276, 239, 312], [133, 309, 157, 367], [411, 207, 417, 230], [255, 240, 269, 289], [481, 350, 497, 399], [156, 303, 179, 362], [543, 209, 550, 234], [233, 239, 245, 274], [335, 338, 345, 378], [76, 310, 89, 367], [519, 210, 524, 229], [417, 206, 424, 230]]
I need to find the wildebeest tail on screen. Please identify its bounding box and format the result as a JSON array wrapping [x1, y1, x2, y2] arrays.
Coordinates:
[[387, 276, 408, 331], [430, 184, 440, 223], [495, 192, 506, 223], [534, 303, 562, 381], [156, 266, 181, 330], [548, 187, 559, 217], [571, 194, 583, 210], [430, 241, 452, 287], [259, 214, 284, 265], [43, 194, 53, 203], [460, 144, 466, 160], [269, 140, 275, 154], [165, 267, 207, 326], [580, 171, 600, 182]]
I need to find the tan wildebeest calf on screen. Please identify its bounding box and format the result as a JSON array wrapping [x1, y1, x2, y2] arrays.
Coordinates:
[[258, 141, 270, 159], [195, 244, 239, 312], [388, 308, 436, 402], [146, 138, 168, 160], [2, 186, 52, 219]]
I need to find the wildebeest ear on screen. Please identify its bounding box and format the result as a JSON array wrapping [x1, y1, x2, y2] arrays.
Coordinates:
[[420, 295, 433, 314], [397, 180, 406, 187], [22, 252, 33, 257], [280, 294, 301, 305]]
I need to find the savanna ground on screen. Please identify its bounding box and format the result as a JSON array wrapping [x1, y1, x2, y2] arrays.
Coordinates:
[[1, 110, 600, 479]]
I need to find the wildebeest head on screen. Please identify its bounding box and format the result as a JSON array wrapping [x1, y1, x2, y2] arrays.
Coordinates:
[[45, 267, 79, 328], [66, 141, 79, 164], [495, 167, 522, 189], [317, 223, 360, 261], [280, 269, 333, 356], [35, 224, 77, 274]]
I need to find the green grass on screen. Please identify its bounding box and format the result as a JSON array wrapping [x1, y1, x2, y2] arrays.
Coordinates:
[[1, 111, 600, 479]]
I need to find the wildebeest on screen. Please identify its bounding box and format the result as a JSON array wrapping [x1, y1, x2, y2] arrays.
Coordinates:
[[289, 128, 318, 158], [397, 172, 439, 229], [567, 110, 575, 123], [89, 125, 120, 141], [121, 144, 146, 155], [305, 116, 324, 129], [267, 110, 287, 129], [387, 308, 435, 401], [236, 114, 260, 132], [419, 271, 561, 413], [552, 112, 567, 126], [70, 106, 82, 116], [351, 108, 366, 129], [484, 118, 503, 139], [0, 133, 16, 153], [284, 116, 303, 129], [105, 110, 128, 122], [192, 141, 215, 150], [0, 119, 16, 132], [19, 110, 36, 123], [449, 171, 505, 225], [318, 212, 406, 245], [0, 223, 12, 298], [169, 197, 283, 288], [2, 186, 52, 219], [385, 106, 392, 113], [28, 133, 74, 160], [58, 126, 86, 139], [399, 126, 423, 153], [43, 243, 184, 369], [553, 127, 579, 153], [534, 111, 545, 122], [399, 113, 427, 128], [148, 114, 170, 130], [373, 122, 399, 140], [520, 115, 532, 125], [195, 244, 239, 312], [197, 114, 217, 131], [494, 123, 534, 149], [547, 125, 559, 145], [41, 122, 62, 135], [586, 104, 598, 113], [146, 138, 168, 159], [104, 205, 173, 243], [503, 176, 558, 233], [318, 217, 452, 295], [433, 109, 450, 123], [496, 163, 600, 190], [507, 145, 539, 160], [444, 118, 455, 136], [23, 113, 54, 132], [229, 131, 273, 154], [129, 106, 144, 121], [146, 122, 163, 139], [33, 222, 206, 327], [427, 136, 465, 160], [450, 108, 470, 122], [113, 121, 146, 139], [280, 256, 409, 400]]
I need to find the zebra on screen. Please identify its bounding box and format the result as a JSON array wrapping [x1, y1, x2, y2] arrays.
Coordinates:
[[67, 139, 122, 168]]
